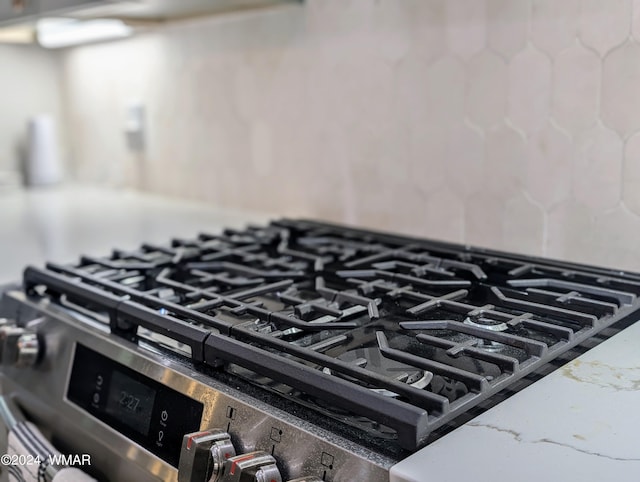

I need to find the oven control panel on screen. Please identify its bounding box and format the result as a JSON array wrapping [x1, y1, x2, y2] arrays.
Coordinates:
[[66, 344, 328, 481], [67, 344, 204, 467]]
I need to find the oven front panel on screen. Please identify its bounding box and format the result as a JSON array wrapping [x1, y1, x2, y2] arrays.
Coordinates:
[[0, 291, 393, 482]]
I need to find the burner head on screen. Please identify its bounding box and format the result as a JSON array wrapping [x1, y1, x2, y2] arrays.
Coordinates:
[[329, 347, 432, 397], [463, 317, 507, 352], [463, 316, 508, 332]]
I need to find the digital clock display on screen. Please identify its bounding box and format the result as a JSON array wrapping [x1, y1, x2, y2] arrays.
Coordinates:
[[105, 370, 156, 436], [68, 344, 204, 467]]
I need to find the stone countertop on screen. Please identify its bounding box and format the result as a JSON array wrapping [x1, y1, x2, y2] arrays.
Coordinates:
[[0, 186, 271, 285], [390, 319, 640, 482]]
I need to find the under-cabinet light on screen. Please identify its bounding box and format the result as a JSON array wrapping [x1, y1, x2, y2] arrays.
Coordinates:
[[0, 24, 34, 44], [37, 17, 132, 49]]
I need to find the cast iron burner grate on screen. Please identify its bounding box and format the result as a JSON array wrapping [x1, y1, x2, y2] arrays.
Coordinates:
[[22, 219, 640, 451]]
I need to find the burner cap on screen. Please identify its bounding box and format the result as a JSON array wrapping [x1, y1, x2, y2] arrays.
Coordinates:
[[463, 316, 508, 332], [463, 317, 506, 352], [324, 347, 432, 397]]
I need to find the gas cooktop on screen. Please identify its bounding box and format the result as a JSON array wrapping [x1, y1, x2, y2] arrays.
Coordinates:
[[21, 218, 640, 457]]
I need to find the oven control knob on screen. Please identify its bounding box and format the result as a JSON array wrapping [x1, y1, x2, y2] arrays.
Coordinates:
[[0, 325, 40, 368], [15, 332, 39, 367], [220, 451, 282, 482], [178, 429, 236, 482]]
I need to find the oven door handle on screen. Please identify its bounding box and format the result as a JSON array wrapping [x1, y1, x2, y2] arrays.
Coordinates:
[[0, 396, 97, 482], [0, 395, 21, 431]]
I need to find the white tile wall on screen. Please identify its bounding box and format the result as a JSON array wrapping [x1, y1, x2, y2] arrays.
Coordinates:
[[508, 46, 552, 133], [602, 41, 640, 137], [0, 44, 65, 178], [552, 44, 600, 135], [531, 0, 580, 57], [60, 0, 640, 272]]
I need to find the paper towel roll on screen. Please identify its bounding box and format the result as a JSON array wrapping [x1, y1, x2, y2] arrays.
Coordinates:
[[27, 114, 62, 186]]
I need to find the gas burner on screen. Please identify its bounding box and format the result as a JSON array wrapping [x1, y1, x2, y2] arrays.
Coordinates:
[[323, 347, 432, 397], [463, 316, 507, 352], [462, 316, 508, 332]]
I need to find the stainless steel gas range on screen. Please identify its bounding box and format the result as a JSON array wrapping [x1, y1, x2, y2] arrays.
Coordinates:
[[0, 219, 639, 482]]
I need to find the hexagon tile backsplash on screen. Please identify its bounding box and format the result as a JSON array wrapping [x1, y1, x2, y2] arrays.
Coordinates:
[[61, 0, 640, 272]]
